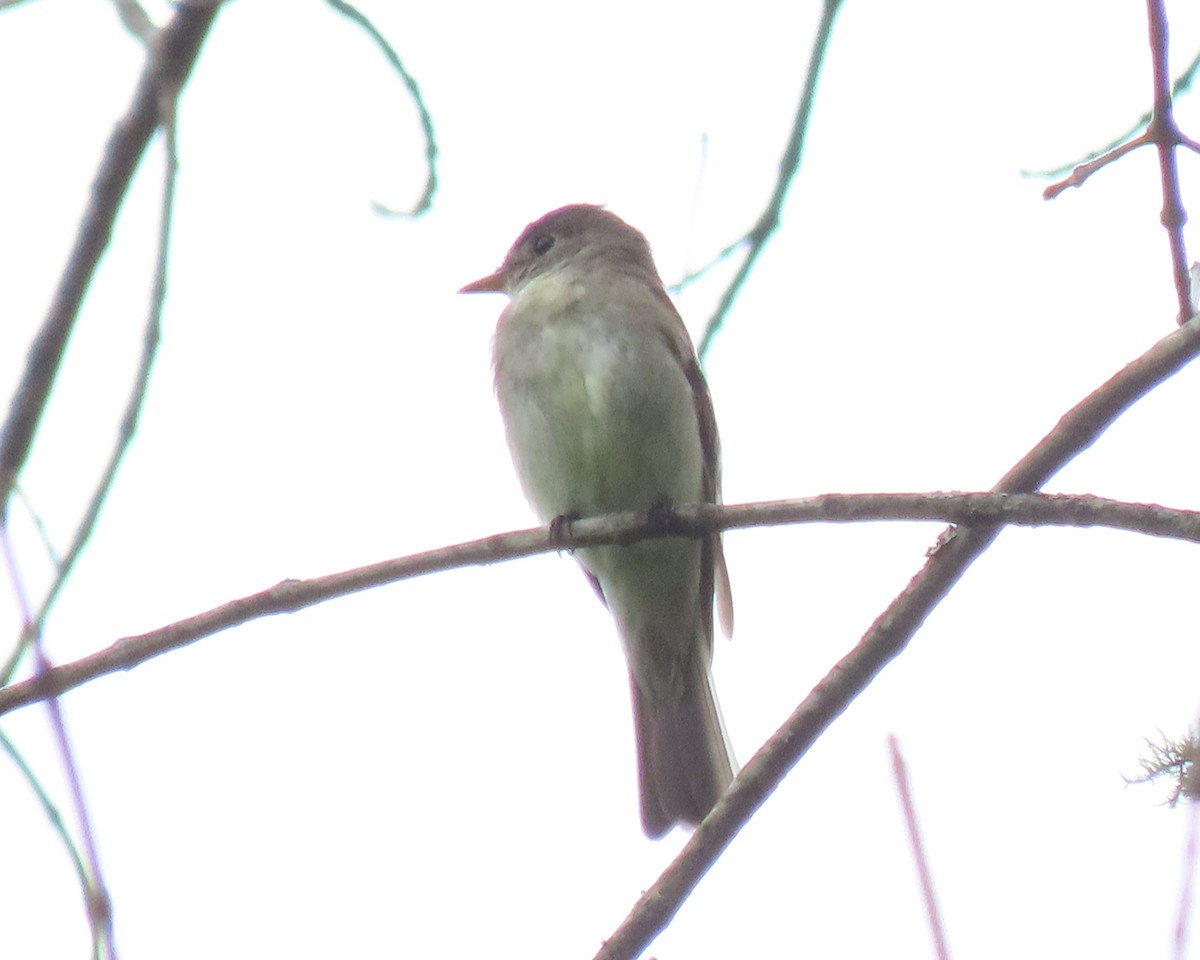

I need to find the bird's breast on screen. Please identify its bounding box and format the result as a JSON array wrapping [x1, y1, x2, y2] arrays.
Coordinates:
[[492, 280, 703, 522]]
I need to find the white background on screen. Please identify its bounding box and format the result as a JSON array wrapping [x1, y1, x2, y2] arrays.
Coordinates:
[[2, 1, 1200, 957]]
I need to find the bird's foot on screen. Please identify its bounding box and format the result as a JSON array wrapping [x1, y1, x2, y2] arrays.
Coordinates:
[[645, 498, 678, 535], [548, 512, 580, 551]]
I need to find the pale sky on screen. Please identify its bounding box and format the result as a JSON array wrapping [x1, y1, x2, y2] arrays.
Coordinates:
[[2, 2, 1200, 958]]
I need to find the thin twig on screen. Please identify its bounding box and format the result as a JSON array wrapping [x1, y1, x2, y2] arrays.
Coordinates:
[[0, 36, 182, 690], [1042, 133, 1151, 199], [14, 102, 183, 679], [1024, 44, 1200, 179], [0, 728, 91, 907], [696, 0, 844, 358], [889, 736, 951, 960], [5, 93, 182, 687], [2, 490, 1200, 718], [0, 529, 116, 959], [1175, 800, 1198, 960]]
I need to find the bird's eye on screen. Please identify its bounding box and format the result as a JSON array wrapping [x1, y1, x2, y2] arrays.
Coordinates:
[[533, 233, 555, 256]]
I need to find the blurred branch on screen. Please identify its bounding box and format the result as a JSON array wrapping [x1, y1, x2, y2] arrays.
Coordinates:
[[0, 1, 221, 520], [3, 489, 1200, 717], [694, 0, 844, 358], [1178, 800, 1200, 960], [323, 0, 438, 218], [111, 0, 154, 42], [0, 529, 114, 958], [889, 736, 951, 960], [596, 308, 1200, 960], [1040, 0, 1196, 324]]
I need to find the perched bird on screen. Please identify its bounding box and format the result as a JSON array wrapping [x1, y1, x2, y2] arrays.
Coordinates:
[[460, 204, 735, 838]]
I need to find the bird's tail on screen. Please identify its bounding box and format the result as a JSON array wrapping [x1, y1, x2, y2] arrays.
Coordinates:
[[630, 652, 736, 839]]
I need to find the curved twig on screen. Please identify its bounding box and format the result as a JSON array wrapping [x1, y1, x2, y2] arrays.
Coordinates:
[[323, 0, 438, 218]]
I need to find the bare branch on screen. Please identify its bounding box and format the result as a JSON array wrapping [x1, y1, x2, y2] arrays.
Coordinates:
[[1042, 132, 1152, 199], [1041, 0, 1194, 324], [1144, 0, 1194, 324], [2, 490, 1199, 718], [1024, 44, 1200, 179], [595, 311, 1200, 960], [0, 2, 221, 518]]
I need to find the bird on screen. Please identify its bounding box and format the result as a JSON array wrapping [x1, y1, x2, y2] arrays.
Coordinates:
[[460, 204, 735, 837]]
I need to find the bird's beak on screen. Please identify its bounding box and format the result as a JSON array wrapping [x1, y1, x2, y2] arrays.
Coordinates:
[[459, 270, 507, 294]]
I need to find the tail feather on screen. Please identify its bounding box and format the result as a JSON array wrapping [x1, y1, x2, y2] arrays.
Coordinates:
[[630, 653, 736, 839]]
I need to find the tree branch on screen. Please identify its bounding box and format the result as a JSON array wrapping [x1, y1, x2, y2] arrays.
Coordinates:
[[1144, 0, 1194, 324], [1040, 0, 1194, 323], [0, 1, 222, 518], [1023, 43, 1200, 179], [1, 490, 1198, 718], [595, 309, 1200, 960]]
